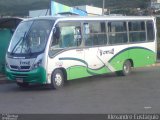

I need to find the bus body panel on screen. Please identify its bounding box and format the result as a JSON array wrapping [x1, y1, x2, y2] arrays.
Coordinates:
[[5, 53, 48, 84], [6, 66, 47, 84], [47, 42, 156, 81]]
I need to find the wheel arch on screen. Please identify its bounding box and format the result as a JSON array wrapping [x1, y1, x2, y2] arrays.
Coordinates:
[[52, 67, 67, 81], [127, 59, 134, 67]]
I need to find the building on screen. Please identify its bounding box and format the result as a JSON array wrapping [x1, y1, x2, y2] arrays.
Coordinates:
[[75, 5, 104, 16], [29, 9, 50, 18], [29, 1, 104, 17], [0, 17, 23, 73], [150, 0, 160, 9], [51, 1, 87, 16]]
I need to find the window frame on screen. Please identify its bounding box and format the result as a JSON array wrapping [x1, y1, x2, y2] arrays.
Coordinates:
[[82, 20, 108, 47], [146, 20, 155, 42], [128, 20, 147, 43], [107, 20, 128, 45], [50, 21, 83, 50], [49, 19, 155, 50]]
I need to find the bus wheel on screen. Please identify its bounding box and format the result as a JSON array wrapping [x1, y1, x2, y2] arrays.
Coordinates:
[[51, 69, 64, 89], [16, 82, 29, 88], [117, 60, 131, 76]]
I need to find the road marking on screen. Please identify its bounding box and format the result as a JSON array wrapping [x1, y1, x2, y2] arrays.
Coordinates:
[[144, 106, 152, 109]]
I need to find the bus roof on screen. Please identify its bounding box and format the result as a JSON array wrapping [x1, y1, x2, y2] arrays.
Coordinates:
[[24, 15, 155, 22]]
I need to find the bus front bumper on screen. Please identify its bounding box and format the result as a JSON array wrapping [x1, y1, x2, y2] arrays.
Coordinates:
[[5, 67, 47, 84]]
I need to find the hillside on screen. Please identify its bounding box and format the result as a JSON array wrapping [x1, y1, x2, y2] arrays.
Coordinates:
[[0, 0, 149, 16], [55, 0, 148, 8]]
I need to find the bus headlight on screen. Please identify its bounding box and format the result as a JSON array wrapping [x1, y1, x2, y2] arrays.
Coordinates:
[[32, 59, 42, 69]]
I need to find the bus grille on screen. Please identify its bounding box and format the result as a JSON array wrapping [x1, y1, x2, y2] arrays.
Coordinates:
[[12, 73, 28, 78], [10, 65, 30, 71]]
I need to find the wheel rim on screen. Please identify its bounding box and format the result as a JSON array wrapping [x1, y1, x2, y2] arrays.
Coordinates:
[[55, 73, 62, 86], [124, 63, 130, 74]]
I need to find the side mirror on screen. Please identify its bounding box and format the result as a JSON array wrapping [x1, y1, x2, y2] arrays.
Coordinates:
[[53, 26, 60, 39], [10, 29, 15, 34]]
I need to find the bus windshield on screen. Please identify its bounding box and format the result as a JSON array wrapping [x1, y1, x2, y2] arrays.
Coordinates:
[[8, 20, 54, 54]]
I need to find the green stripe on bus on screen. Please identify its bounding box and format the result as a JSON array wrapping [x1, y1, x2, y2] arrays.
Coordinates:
[[65, 65, 110, 80], [60, 47, 156, 80], [109, 47, 156, 71], [6, 67, 47, 84]]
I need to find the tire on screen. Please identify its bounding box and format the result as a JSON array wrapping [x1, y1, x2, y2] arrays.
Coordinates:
[[51, 69, 65, 89], [17, 82, 29, 88], [117, 60, 131, 76]]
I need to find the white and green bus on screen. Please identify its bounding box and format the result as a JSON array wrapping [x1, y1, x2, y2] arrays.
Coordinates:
[[5, 16, 157, 89]]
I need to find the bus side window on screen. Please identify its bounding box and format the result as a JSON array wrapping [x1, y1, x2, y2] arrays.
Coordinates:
[[50, 22, 82, 49], [60, 26, 74, 47], [84, 22, 107, 46], [74, 26, 82, 46], [50, 26, 61, 49], [129, 21, 146, 43], [51, 34, 59, 48], [60, 26, 82, 48], [108, 21, 128, 44]]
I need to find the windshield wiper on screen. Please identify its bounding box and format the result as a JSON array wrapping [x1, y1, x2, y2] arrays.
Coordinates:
[[11, 37, 23, 54], [26, 39, 32, 56], [11, 32, 27, 54]]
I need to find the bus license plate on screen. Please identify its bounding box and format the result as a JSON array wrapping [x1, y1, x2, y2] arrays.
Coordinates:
[[16, 78, 23, 83]]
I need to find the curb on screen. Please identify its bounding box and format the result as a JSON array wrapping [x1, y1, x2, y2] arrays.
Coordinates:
[[147, 64, 160, 67], [0, 62, 160, 84], [0, 79, 13, 84], [151, 62, 160, 67], [0, 74, 13, 84]]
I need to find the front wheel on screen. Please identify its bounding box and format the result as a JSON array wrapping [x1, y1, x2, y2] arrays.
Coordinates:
[[51, 69, 65, 89], [117, 60, 131, 76]]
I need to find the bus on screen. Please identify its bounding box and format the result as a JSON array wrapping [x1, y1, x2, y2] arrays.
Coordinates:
[[5, 16, 157, 89]]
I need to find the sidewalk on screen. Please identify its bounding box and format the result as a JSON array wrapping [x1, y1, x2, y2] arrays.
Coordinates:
[[0, 73, 12, 84]]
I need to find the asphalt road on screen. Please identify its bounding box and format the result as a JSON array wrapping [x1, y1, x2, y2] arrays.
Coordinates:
[[0, 66, 160, 114]]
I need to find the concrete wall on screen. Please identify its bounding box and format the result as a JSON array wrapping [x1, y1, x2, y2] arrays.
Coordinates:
[[76, 5, 103, 15], [29, 9, 50, 17]]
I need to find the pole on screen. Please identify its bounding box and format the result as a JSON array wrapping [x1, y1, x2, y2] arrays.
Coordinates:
[[49, 0, 52, 15], [102, 0, 105, 15]]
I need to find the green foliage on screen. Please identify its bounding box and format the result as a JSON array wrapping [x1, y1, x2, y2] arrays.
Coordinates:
[[0, 0, 149, 16]]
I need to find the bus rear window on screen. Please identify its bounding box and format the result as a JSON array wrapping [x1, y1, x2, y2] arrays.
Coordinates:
[[147, 21, 155, 41]]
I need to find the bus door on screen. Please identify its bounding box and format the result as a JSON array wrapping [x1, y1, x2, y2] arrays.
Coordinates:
[[83, 22, 110, 75]]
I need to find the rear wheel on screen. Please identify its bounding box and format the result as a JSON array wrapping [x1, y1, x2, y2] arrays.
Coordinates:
[[16, 82, 29, 88], [117, 60, 131, 76], [51, 69, 65, 89]]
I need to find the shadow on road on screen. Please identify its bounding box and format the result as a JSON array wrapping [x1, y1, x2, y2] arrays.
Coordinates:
[[1, 72, 119, 92], [1, 69, 150, 92]]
